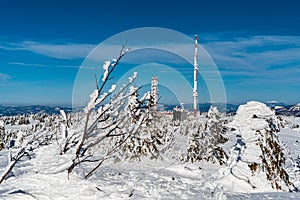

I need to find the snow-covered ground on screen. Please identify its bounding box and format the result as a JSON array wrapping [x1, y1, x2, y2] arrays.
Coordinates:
[[0, 102, 300, 199]]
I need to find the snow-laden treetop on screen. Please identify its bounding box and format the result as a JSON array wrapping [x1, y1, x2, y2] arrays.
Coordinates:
[[235, 101, 275, 120], [229, 101, 279, 149], [230, 101, 277, 133]]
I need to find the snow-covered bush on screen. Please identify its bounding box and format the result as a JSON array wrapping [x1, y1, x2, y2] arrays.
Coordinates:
[[0, 108, 69, 184], [127, 86, 140, 120], [118, 89, 152, 161], [120, 115, 167, 161], [0, 119, 23, 151], [257, 118, 297, 191], [67, 47, 155, 178], [0, 113, 58, 184], [58, 110, 76, 154], [186, 120, 204, 162], [186, 107, 228, 165], [207, 106, 228, 145], [118, 89, 181, 162]]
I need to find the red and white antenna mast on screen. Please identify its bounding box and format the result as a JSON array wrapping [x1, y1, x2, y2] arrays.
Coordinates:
[[193, 35, 198, 117]]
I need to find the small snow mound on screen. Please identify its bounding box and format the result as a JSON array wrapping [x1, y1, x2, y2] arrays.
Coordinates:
[[230, 101, 279, 146], [230, 101, 278, 134]]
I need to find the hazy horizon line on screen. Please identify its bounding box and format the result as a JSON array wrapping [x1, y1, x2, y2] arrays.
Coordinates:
[[0, 101, 298, 108]]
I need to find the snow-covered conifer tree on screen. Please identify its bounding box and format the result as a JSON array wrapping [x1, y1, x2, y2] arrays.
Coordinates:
[[120, 119, 166, 161], [186, 121, 204, 163], [117, 89, 176, 162], [186, 107, 228, 165], [227, 101, 297, 191], [257, 118, 297, 191], [127, 86, 141, 122], [207, 106, 228, 145]]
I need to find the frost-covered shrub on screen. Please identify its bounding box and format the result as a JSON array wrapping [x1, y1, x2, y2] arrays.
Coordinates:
[[0, 113, 60, 184], [186, 107, 228, 165], [186, 121, 204, 163], [0, 120, 23, 150], [257, 119, 296, 191], [116, 91, 174, 162], [66, 47, 159, 178], [120, 118, 167, 161], [207, 106, 228, 145], [127, 86, 143, 123]]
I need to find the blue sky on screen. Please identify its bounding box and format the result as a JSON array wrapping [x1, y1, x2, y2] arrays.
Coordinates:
[[0, 0, 299, 106]]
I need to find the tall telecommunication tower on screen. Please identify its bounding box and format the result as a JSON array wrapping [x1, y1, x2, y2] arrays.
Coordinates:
[[193, 35, 198, 117]]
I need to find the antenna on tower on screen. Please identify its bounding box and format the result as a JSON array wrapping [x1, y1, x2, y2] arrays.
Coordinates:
[[151, 77, 158, 111], [193, 35, 198, 117]]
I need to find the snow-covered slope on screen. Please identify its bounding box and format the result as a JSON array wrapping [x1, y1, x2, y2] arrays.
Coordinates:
[[0, 103, 299, 199]]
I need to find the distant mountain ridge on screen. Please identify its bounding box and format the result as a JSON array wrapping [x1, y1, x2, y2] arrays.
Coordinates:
[[0, 102, 300, 117], [289, 103, 300, 112], [0, 105, 72, 116], [265, 102, 300, 117], [159, 103, 239, 113]]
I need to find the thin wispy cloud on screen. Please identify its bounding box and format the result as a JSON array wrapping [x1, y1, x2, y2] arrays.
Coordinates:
[[0, 45, 16, 51], [2, 34, 300, 75], [0, 73, 11, 81], [0, 39, 95, 59], [8, 62, 99, 70], [18, 41, 95, 59], [57, 65, 98, 69], [8, 62, 46, 67], [201, 34, 300, 78], [0, 73, 13, 86]]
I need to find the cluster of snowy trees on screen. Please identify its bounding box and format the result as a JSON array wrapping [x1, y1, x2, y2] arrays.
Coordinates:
[[186, 106, 228, 164], [0, 49, 299, 192], [0, 113, 62, 184], [0, 113, 59, 151]]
